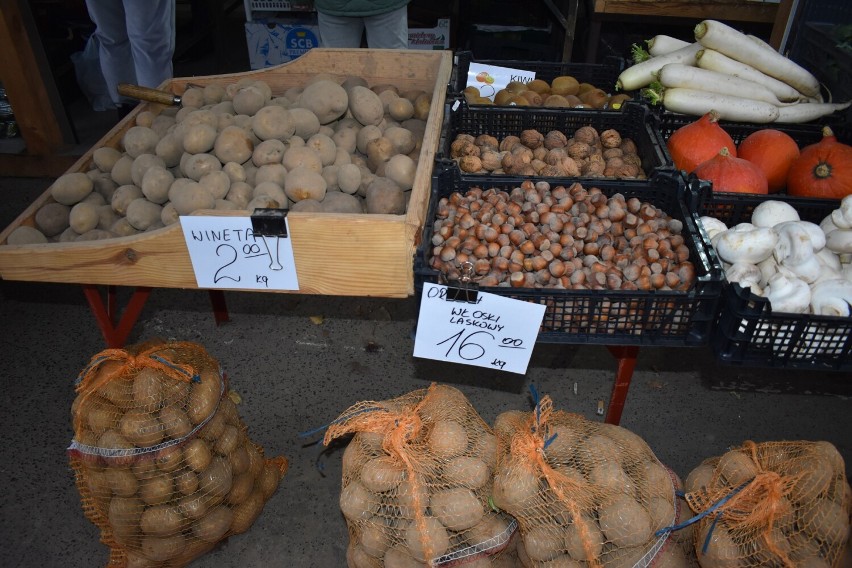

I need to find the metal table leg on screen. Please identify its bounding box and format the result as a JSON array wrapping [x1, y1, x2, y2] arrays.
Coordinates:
[[604, 345, 640, 425]]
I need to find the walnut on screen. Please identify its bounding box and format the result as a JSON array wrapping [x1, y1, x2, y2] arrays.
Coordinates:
[[458, 155, 483, 173], [623, 153, 642, 167], [582, 160, 605, 176], [604, 156, 625, 169], [602, 147, 623, 159], [560, 157, 581, 176], [533, 145, 548, 161], [567, 141, 592, 160], [520, 129, 544, 150], [544, 130, 569, 150], [480, 149, 503, 171], [531, 158, 547, 173], [499, 135, 521, 152], [600, 129, 622, 149], [620, 138, 638, 154], [451, 138, 480, 159], [546, 147, 568, 166], [517, 164, 537, 176], [573, 126, 599, 145], [619, 163, 642, 177], [474, 134, 499, 150], [540, 164, 565, 176]]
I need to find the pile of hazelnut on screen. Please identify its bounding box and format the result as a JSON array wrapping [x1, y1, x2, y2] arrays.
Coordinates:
[[449, 126, 646, 179], [429, 181, 698, 333]]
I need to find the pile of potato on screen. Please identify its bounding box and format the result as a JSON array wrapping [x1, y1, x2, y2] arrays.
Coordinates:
[[69, 341, 286, 567], [491, 402, 687, 567], [449, 126, 646, 179], [683, 441, 851, 568], [7, 75, 434, 245], [323, 383, 519, 567]]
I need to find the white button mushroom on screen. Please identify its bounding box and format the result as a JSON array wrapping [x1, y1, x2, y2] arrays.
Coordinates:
[[766, 273, 811, 314], [713, 225, 778, 265], [810, 278, 852, 317], [750, 200, 800, 228]]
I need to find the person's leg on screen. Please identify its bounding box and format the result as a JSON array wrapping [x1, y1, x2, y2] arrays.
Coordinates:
[[85, 0, 135, 106], [123, 0, 176, 89], [363, 6, 408, 49], [317, 11, 365, 48]]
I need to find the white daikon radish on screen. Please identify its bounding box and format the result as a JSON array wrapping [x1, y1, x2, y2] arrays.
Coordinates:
[[775, 101, 852, 123], [656, 63, 791, 106], [645, 86, 780, 122], [697, 49, 806, 103], [648, 35, 691, 57], [616, 42, 702, 91], [695, 20, 821, 97]]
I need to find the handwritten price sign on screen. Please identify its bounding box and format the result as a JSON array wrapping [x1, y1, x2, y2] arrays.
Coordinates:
[[180, 215, 299, 291], [413, 283, 545, 374]]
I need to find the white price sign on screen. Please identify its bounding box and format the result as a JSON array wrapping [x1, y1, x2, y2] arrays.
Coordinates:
[[180, 215, 299, 291], [413, 283, 545, 374], [466, 62, 536, 101]]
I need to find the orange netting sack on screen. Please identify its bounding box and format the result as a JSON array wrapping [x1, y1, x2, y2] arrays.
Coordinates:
[[323, 383, 520, 567], [492, 394, 685, 568], [683, 440, 851, 568], [68, 340, 288, 568]]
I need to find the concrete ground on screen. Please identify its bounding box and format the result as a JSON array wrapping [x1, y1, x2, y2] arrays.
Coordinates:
[[1, 8, 850, 568]]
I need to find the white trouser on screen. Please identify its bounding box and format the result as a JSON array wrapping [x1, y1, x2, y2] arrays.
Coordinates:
[[85, 0, 176, 105], [317, 6, 408, 49]]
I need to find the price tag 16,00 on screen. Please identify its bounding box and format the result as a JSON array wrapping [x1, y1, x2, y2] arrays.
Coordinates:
[[180, 215, 299, 291], [413, 283, 546, 374]]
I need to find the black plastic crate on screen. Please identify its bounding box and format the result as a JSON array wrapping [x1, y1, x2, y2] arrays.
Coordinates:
[[685, 174, 839, 225], [441, 101, 673, 183], [451, 51, 625, 95], [690, 188, 851, 371], [414, 168, 724, 346]]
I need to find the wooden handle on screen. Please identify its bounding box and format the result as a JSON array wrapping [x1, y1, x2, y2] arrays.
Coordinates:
[[117, 83, 180, 106]]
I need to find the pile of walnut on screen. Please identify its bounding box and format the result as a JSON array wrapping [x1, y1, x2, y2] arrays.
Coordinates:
[[449, 126, 646, 179], [429, 181, 696, 294]]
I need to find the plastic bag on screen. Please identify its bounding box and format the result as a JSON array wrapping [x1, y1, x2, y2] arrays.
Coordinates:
[[324, 383, 519, 566], [68, 340, 288, 567]]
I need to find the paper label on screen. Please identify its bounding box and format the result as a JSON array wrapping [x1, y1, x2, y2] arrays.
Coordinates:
[[179, 215, 299, 291], [413, 283, 545, 374], [466, 63, 536, 101]]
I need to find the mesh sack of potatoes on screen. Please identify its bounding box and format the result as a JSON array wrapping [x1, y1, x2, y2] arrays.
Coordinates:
[[323, 382, 520, 567], [491, 394, 686, 568], [682, 440, 851, 568], [67, 340, 288, 568]]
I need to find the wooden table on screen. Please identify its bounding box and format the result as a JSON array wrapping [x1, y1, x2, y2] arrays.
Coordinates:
[[586, 0, 794, 62]]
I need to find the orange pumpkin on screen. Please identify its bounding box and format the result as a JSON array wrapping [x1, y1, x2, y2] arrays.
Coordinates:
[[666, 110, 736, 173], [787, 126, 852, 199], [737, 129, 800, 193], [693, 147, 769, 194]]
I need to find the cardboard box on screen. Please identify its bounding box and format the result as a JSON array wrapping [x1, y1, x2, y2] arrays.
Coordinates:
[[245, 18, 320, 70], [408, 18, 450, 50]]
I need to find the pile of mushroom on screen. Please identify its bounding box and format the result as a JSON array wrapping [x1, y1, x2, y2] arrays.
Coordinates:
[[700, 195, 852, 316]]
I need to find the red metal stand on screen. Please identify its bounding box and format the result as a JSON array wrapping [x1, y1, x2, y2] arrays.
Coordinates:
[[82, 285, 152, 348], [208, 290, 230, 325], [604, 345, 640, 426], [82, 286, 230, 347]]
